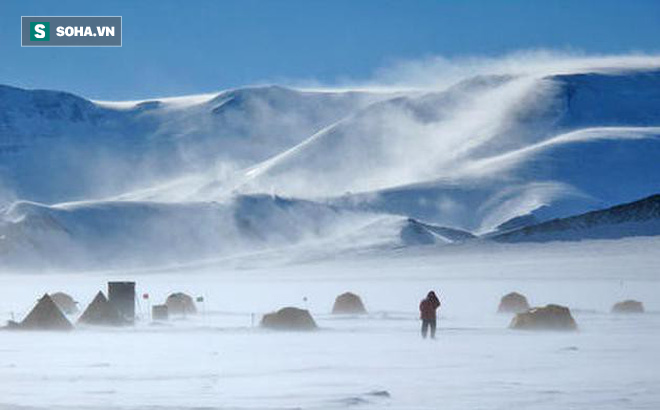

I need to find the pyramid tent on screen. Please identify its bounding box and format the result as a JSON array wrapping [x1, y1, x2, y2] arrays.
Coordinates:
[[78, 291, 126, 326], [20, 293, 74, 331]]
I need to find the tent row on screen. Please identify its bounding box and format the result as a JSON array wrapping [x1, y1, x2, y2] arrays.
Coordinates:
[[4, 287, 643, 333], [3, 282, 202, 331], [497, 292, 646, 331]]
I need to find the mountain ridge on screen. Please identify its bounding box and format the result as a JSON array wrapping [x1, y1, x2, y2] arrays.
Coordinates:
[[2, 61, 660, 269], [493, 193, 660, 242]]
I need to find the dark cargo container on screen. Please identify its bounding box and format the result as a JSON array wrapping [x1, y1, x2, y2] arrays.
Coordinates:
[[108, 281, 135, 323]]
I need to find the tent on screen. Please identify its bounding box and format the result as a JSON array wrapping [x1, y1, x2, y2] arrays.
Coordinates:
[[78, 291, 126, 326], [51, 292, 79, 315], [332, 292, 367, 314], [166, 292, 197, 316], [20, 293, 73, 331]]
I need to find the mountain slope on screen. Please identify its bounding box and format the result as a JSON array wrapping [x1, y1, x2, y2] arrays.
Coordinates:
[[0, 195, 470, 269], [238, 71, 660, 198], [233, 70, 660, 232], [0, 85, 383, 204], [493, 194, 660, 242], [0, 195, 347, 268], [2, 59, 660, 269]]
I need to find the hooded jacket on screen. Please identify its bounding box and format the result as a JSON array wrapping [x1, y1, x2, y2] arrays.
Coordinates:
[[419, 291, 441, 320]]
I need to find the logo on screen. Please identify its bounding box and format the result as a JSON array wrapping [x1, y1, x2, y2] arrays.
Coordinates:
[[30, 22, 50, 41], [22, 17, 122, 47]]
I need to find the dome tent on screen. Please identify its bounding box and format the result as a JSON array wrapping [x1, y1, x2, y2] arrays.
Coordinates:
[[510, 304, 577, 331], [165, 292, 197, 316], [261, 307, 317, 331], [51, 292, 79, 315], [332, 292, 367, 314], [612, 300, 644, 313], [498, 292, 530, 314]]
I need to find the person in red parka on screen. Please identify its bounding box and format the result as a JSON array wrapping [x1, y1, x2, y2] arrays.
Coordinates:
[[419, 291, 441, 339]]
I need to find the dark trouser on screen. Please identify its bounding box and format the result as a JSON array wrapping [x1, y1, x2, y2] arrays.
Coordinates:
[[421, 319, 437, 339]]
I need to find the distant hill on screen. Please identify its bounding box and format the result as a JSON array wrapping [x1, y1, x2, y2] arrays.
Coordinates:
[[493, 194, 660, 242]]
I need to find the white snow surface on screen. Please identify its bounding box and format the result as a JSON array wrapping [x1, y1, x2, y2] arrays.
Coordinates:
[[0, 54, 659, 409], [0, 237, 659, 409]]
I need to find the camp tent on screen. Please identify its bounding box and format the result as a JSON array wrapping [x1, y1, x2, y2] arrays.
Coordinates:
[[20, 293, 73, 331], [166, 292, 197, 316], [78, 291, 126, 326], [51, 292, 79, 315]]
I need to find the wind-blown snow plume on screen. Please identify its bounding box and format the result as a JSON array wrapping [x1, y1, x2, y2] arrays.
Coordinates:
[[366, 50, 660, 89], [2, 51, 660, 269]]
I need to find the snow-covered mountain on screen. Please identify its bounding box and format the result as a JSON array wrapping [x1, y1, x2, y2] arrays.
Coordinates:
[[2, 57, 660, 269], [493, 193, 660, 242], [238, 71, 660, 232], [0, 195, 474, 269], [0, 85, 383, 204]]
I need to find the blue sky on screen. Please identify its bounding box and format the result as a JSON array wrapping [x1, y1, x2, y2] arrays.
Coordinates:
[[2, 0, 660, 100]]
